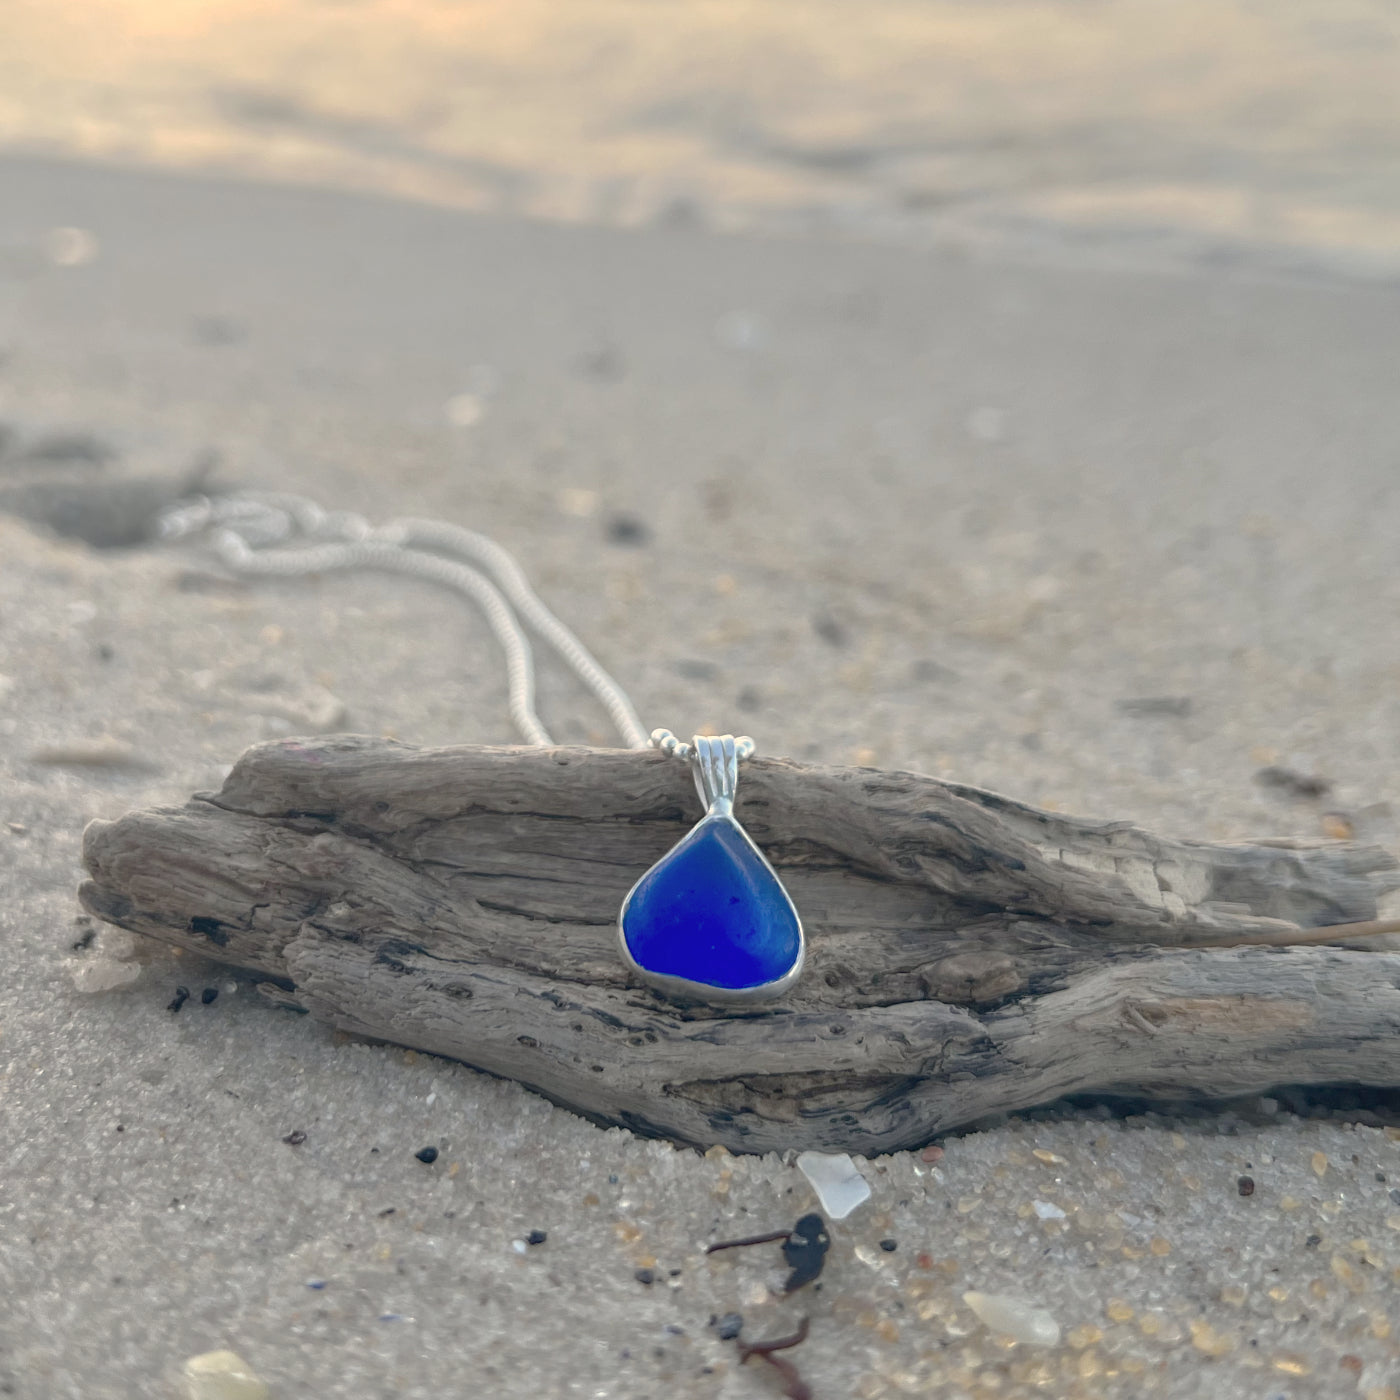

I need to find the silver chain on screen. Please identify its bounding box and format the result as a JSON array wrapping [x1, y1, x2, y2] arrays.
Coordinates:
[[158, 490, 656, 749]]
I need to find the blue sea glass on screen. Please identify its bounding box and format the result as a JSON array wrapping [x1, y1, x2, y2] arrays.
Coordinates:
[[620, 815, 802, 994]]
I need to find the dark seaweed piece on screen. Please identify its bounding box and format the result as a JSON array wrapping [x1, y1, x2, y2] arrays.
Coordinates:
[[780, 1214, 830, 1294], [738, 1317, 812, 1400]]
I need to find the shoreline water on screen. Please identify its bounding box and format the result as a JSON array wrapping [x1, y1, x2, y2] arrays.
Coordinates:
[[4, 0, 1400, 285]]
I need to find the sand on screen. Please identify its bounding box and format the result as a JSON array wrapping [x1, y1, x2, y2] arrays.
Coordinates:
[[2, 155, 1400, 1398]]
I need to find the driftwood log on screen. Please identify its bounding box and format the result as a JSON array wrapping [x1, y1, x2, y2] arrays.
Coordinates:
[[80, 736, 1400, 1155]]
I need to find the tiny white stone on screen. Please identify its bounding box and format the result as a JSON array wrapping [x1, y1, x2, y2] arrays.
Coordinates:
[[444, 392, 486, 427], [181, 1349, 268, 1400], [1032, 1200, 1066, 1220], [511, 1238, 528, 1254], [68, 958, 142, 993], [962, 1292, 1061, 1347], [45, 226, 99, 267], [795, 1150, 871, 1220], [556, 487, 599, 517]]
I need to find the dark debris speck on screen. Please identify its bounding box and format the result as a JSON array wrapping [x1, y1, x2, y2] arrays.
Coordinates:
[[879, 1238, 898, 1252], [526, 1230, 548, 1246], [712, 1312, 743, 1341], [633, 1268, 655, 1286], [200, 987, 219, 1005], [282, 1131, 307, 1146], [605, 513, 649, 546], [1237, 1175, 1256, 1197], [166, 987, 190, 1013], [1305, 1234, 1322, 1248], [811, 610, 849, 648], [19, 432, 115, 466], [1255, 765, 1332, 800], [1116, 695, 1192, 718], [415, 1146, 439, 1164]]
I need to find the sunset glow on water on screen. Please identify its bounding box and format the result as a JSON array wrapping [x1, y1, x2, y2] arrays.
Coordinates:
[[4, 1, 1400, 275]]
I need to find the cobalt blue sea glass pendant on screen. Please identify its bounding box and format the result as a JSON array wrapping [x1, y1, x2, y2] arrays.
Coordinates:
[[619, 732, 805, 1004]]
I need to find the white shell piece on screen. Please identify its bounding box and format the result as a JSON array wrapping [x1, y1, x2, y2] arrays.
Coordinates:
[[182, 1350, 269, 1400], [795, 1150, 872, 1220], [962, 1292, 1062, 1347]]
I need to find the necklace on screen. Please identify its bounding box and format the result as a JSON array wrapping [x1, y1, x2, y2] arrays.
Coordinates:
[[158, 491, 806, 1005]]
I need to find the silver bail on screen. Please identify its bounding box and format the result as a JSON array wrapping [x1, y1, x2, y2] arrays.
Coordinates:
[[691, 734, 739, 816]]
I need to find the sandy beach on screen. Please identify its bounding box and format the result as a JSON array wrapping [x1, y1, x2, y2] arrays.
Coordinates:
[[3, 152, 1400, 1398]]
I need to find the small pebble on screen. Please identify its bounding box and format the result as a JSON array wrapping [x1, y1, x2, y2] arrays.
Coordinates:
[[526, 1229, 548, 1246], [1238, 1175, 1256, 1197], [919, 1145, 944, 1164], [712, 1312, 743, 1341], [510, 1239, 528, 1255], [1033, 1200, 1066, 1220], [306, 1279, 326, 1290], [168, 987, 191, 1013], [879, 1238, 898, 1253], [181, 1349, 268, 1400], [69, 957, 142, 993], [282, 1130, 306, 1146], [415, 1146, 439, 1164], [963, 1291, 1061, 1347], [634, 1268, 655, 1285], [443, 392, 486, 427], [1189, 1319, 1234, 1357], [201, 987, 218, 1005]]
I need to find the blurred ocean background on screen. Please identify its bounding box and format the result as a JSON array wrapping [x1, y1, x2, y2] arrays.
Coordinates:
[[4, 0, 1399, 281]]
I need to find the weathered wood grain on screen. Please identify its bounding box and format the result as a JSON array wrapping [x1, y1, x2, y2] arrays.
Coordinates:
[[79, 736, 1400, 1153]]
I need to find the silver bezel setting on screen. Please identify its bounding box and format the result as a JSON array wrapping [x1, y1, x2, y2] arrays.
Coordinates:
[[618, 734, 805, 1004]]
